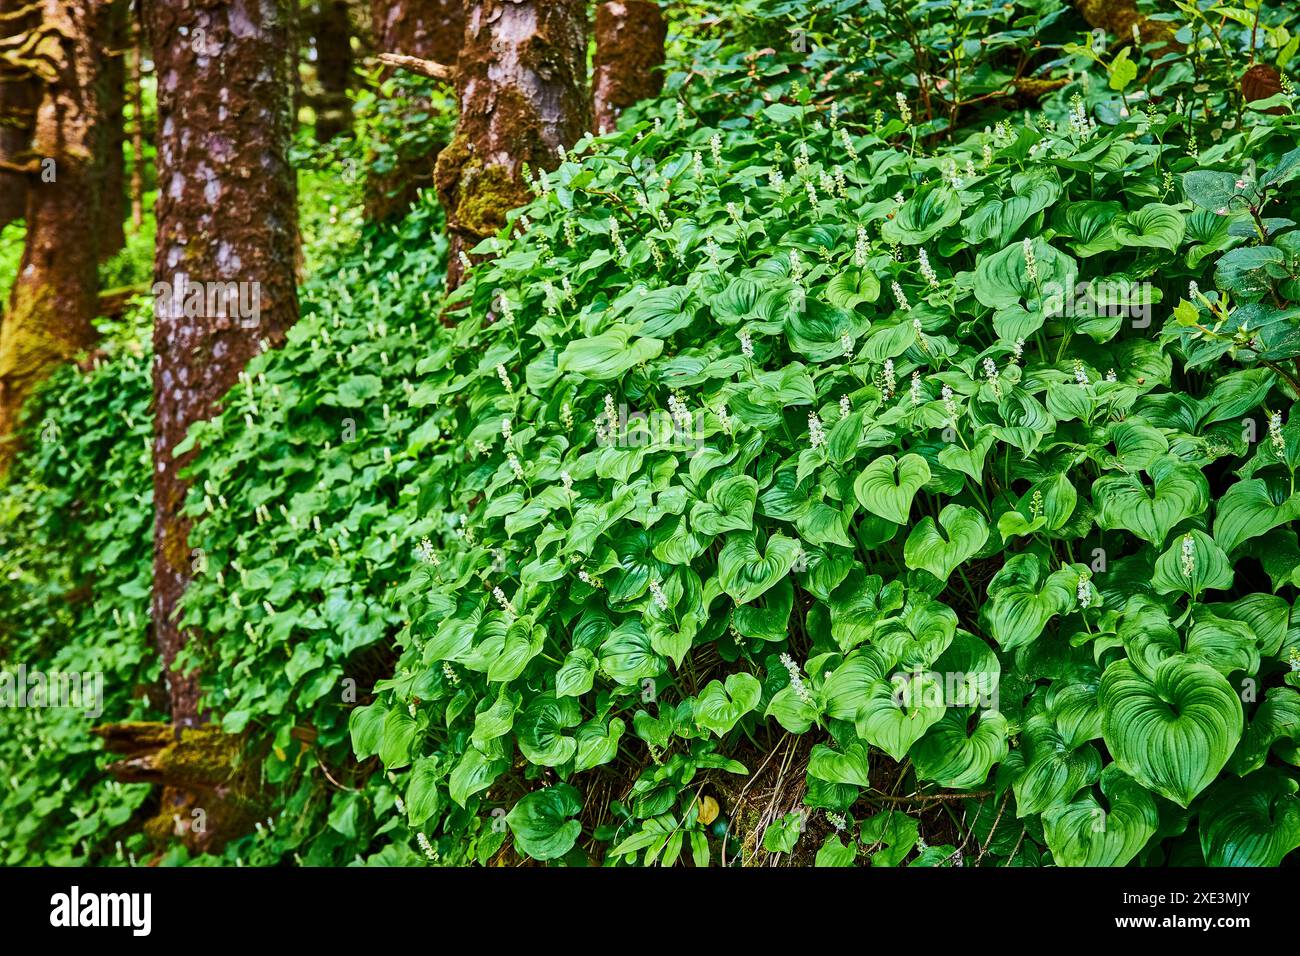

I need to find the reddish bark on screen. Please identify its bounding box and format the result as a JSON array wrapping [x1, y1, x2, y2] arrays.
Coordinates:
[[98, 0, 128, 259], [436, 0, 590, 290], [365, 0, 465, 220], [314, 0, 354, 140], [0, 0, 116, 470], [372, 0, 462, 65], [592, 1, 666, 134], [147, 0, 299, 728]]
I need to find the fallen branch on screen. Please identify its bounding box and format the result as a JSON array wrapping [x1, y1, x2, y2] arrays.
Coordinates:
[[377, 52, 455, 82]]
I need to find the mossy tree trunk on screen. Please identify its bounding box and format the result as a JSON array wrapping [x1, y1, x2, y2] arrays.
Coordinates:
[[148, 0, 299, 734], [592, 0, 665, 135], [314, 0, 354, 141], [0, 0, 119, 472], [0, 0, 39, 229], [436, 0, 590, 291], [365, 0, 464, 220]]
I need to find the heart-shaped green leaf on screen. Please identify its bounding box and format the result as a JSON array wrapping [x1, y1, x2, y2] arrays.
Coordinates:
[[1043, 765, 1159, 867], [1093, 455, 1209, 546], [1099, 656, 1243, 807], [694, 672, 763, 736], [911, 707, 1009, 788], [718, 529, 802, 605], [505, 783, 583, 861], [981, 553, 1076, 650], [1199, 769, 1300, 866], [903, 503, 988, 583], [853, 453, 931, 524], [689, 474, 758, 537]]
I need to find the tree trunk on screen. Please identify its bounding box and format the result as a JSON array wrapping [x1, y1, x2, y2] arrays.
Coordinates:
[[436, 0, 590, 291], [0, 0, 116, 472], [364, 0, 464, 221], [372, 0, 462, 64], [314, 0, 354, 141], [98, 0, 128, 260], [592, 1, 666, 135], [128, 23, 145, 229], [0, 0, 38, 229], [148, 0, 299, 734]]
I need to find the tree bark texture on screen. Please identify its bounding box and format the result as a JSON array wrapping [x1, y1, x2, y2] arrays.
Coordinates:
[[98, 0, 128, 259], [0, 0, 39, 228], [436, 0, 590, 290], [314, 0, 353, 140], [147, 0, 299, 729], [592, 1, 665, 135], [0, 0, 117, 472], [364, 0, 464, 221]]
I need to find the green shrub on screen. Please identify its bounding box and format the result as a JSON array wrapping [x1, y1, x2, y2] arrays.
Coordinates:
[[341, 16, 1300, 866], [0, 326, 160, 865]]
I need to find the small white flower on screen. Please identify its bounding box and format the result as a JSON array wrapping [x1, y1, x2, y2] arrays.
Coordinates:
[[1181, 533, 1196, 578], [493, 585, 516, 616], [739, 329, 754, 358], [1188, 280, 1200, 300], [840, 395, 852, 417], [1270, 410, 1286, 456], [710, 132, 723, 168], [942, 384, 959, 426], [609, 216, 628, 258], [1011, 338, 1025, 366], [840, 127, 858, 162], [841, 331, 853, 355], [507, 453, 524, 480], [501, 416, 513, 441], [1022, 238, 1038, 283], [808, 412, 827, 450], [895, 91, 912, 124], [780, 653, 814, 705], [561, 403, 574, 430], [1073, 360, 1090, 386], [892, 281, 910, 311], [790, 249, 805, 284], [918, 248, 939, 288], [854, 226, 870, 268], [561, 470, 574, 494], [883, 358, 896, 399], [416, 832, 438, 863], [1077, 572, 1093, 607], [983, 356, 1001, 397], [649, 578, 669, 611], [415, 537, 437, 564], [717, 403, 732, 434], [496, 364, 512, 393], [910, 371, 922, 406]]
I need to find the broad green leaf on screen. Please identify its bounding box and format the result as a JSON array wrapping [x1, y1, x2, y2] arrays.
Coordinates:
[[1099, 656, 1243, 807], [903, 504, 988, 583], [1199, 769, 1300, 866], [505, 784, 583, 861], [853, 453, 930, 524], [1092, 455, 1209, 546], [1043, 765, 1159, 867], [717, 530, 802, 605]]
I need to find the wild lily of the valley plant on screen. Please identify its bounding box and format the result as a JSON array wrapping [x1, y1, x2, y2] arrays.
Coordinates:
[[346, 19, 1300, 866]]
